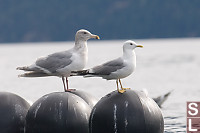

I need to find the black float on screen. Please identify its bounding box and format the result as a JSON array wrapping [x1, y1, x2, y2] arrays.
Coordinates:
[[89, 90, 164, 133], [0, 92, 30, 133], [25, 90, 98, 133], [68, 90, 98, 108]]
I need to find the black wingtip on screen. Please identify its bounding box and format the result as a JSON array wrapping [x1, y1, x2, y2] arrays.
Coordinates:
[[71, 70, 89, 75]]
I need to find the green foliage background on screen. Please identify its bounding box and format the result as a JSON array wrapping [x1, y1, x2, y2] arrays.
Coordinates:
[[0, 0, 199, 42]]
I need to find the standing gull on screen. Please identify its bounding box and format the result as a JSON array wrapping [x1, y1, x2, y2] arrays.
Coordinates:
[[72, 40, 143, 93], [17, 29, 100, 92]]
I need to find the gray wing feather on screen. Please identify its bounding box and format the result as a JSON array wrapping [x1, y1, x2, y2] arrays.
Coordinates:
[[92, 58, 125, 75], [36, 51, 72, 73]]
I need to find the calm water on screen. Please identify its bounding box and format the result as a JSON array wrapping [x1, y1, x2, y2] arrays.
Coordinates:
[[1, 38, 200, 132]]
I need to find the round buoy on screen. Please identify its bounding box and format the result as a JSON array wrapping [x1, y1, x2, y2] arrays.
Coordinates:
[[68, 90, 98, 108], [89, 90, 164, 133], [0, 92, 30, 133], [25, 91, 97, 133]]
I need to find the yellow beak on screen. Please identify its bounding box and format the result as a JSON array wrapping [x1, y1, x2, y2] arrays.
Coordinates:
[[91, 35, 100, 40], [137, 45, 143, 48]]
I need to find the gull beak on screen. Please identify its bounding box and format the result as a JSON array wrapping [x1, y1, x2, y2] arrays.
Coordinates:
[[91, 34, 100, 40], [136, 45, 143, 48]]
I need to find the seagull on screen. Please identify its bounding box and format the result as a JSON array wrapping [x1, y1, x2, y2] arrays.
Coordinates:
[[17, 29, 100, 92], [153, 90, 173, 107], [72, 40, 143, 93], [141, 88, 173, 108]]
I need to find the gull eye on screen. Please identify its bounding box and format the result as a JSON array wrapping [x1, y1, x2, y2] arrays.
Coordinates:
[[83, 32, 87, 34], [130, 43, 133, 45]]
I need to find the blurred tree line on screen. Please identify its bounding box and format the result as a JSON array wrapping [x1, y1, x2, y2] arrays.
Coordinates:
[[0, 0, 199, 43]]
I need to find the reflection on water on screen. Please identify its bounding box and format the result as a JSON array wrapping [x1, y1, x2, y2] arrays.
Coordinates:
[[1, 38, 200, 132], [164, 116, 186, 132]]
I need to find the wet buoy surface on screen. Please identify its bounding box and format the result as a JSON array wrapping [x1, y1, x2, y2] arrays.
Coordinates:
[[89, 90, 164, 133], [68, 90, 98, 108], [25, 91, 97, 133], [0, 92, 30, 133]]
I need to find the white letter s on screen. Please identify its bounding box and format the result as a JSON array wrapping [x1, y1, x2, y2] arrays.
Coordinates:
[[188, 103, 198, 116]]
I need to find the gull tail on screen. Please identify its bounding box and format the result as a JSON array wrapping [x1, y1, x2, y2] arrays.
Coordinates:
[[18, 72, 50, 77], [17, 66, 33, 71], [153, 90, 174, 107], [71, 70, 89, 76], [71, 70, 98, 78]]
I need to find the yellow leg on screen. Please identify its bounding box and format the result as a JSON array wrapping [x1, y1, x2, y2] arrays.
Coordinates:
[[116, 79, 125, 93], [119, 79, 130, 90]]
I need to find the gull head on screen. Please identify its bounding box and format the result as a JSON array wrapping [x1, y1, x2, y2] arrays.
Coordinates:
[[76, 29, 100, 41], [123, 40, 143, 50]]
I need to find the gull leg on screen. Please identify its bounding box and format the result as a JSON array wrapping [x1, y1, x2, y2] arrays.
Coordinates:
[[65, 77, 76, 92], [116, 80, 119, 91], [66, 77, 69, 90], [117, 79, 125, 93], [119, 79, 130, 91], [62, 77, 67, 92]]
